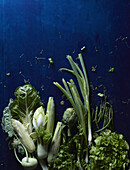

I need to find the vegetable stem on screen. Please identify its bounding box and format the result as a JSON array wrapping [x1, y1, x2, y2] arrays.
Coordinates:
[[54, 54, 92, 163]]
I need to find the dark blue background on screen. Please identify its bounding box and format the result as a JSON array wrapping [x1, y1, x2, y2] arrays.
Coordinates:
[[0, 0, 130, 169]]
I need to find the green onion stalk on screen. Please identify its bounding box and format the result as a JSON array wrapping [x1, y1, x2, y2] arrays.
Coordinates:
[[53, 54, 92, 163]]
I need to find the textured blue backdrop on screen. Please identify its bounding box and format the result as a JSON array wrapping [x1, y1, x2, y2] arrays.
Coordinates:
[[0, 0, 130, 169]]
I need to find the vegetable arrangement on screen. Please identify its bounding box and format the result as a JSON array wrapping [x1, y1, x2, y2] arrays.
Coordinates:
[[1, 54, 130, 169], [1, 84, 62, 170]]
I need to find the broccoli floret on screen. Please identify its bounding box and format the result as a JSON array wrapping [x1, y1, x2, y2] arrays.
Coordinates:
[[1, 99, 14, 138]]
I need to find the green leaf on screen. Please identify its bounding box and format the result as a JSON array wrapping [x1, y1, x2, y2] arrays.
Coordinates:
[[89, 129, 130, 169], [10, 84, 42, 121]]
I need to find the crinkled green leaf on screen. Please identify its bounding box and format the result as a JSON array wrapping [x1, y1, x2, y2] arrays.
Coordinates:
[[10, 84, 43, 121], [89, 129, 130, 169], [1, 99, 14, 137]]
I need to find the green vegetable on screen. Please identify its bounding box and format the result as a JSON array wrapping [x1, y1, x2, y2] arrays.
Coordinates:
[[13, 135, 38, 170], [89, 129, 130, 170], [39, 160, 48, 170], [93, 96, 114, 132], [33, 106, 48, 159], [10, 84, 43, 134], [33, 97, 55, 160], [36, 126, 52, 145], [21, 157, 38, 170], [53, 142, 77, 170], [1, 84, 43, 169], [47, 122, 63, 165], [62, 108, 76, 125], [62, 108, 77, 136], [1, 99, 25, 156], [46, 97, 55, 134], [54, 53, 92, 162], [33, 106, 46, 130], [36, 126, 52, 159], [53, 123, 87, 170], [1, 54, 130, 170], [11, 118, 35, 153], [9, 138, 25, 155], [1, 99, 14, 137], [9, 84, 43, 153]]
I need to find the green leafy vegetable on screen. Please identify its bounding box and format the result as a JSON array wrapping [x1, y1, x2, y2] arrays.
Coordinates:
[[1, 84, 43, 169], [89, 129, 130, 170], [10, 84, 42, 126], [53, 123, 88, 170], [1, 99, 14, 137]]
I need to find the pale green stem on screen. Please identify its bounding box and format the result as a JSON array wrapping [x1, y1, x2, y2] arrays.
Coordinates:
[[78, 54, 90, 94], [14, 138, 29, 165], [53, 82, 76, 112], [14, 148, 23, 164]]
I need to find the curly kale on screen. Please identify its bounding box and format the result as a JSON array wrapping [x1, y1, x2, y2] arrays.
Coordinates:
[[1, 99, 25, 155], [1, 99, 14, 137]]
